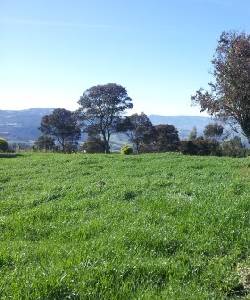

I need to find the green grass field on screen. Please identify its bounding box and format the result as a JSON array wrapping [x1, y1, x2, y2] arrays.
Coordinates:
[[0, 153, 249, 299]]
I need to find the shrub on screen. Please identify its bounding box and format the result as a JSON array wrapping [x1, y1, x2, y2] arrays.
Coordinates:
[[196, 139, 221, 156], [179, 141, 198, 155], [221, 137, 247, 158], [64, 143, 78, 153], [81, 138, 105, 153], [0, 138, 8, 152], [121, 145, 133, 155], [180, 139, 221, 156]]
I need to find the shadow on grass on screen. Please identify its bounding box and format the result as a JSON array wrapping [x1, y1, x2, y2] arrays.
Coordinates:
[[0, 153, 23, 159]]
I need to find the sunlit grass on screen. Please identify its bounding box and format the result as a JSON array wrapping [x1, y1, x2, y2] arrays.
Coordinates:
[[0, 153, 249, 299]]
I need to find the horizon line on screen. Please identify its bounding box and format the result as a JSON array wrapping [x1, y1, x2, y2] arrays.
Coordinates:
[[0, 107, 209, 117]]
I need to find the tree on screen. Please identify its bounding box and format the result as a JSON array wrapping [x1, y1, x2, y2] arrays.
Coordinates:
[[153, 124, 180, 152], [39, 108, 81, 152], [77, 83, 133, 153], [34, 135, 55, 151], [203, 123, 224, 141], [188, 126, 197, 141], [192, 31, 250, 142], [118, 113, 154, 153]]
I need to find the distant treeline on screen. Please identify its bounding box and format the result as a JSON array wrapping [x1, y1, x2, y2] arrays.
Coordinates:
[[32, 107, 248, 157]]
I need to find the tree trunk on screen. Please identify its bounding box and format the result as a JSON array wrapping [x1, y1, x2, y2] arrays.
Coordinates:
[[136, 142, 139, 154], [104, 142, 110, 154], [101, 131, 110, 154], [62, 138, 65, 153]]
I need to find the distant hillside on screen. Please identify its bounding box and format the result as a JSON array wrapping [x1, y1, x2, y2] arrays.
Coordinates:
[[149, 115, 212, 139], [0, 108, 54, 143], [0, 108, 233, 144]]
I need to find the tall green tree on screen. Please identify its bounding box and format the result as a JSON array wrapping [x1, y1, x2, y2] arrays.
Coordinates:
[[192, 31, 250, 142], [203, 123, 224, 141], [77, 83, 133, 153], [188, 126, 197, 141], [153, 124, 180, 152], [40, 108, 81, 152]]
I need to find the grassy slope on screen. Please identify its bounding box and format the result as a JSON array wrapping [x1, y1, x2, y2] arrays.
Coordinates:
[[0, 153, 249, 299]]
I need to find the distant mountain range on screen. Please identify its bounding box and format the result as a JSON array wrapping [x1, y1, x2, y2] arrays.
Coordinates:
[[149, 115, 213, 138], [0, 108, 220, 143], [0, 108, 54, 143]]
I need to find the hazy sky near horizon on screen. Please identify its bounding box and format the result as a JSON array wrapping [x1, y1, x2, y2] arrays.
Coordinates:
[[1, 0, 250, 115]]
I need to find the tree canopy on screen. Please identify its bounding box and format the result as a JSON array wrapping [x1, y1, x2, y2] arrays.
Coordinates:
[[40, 108, 81, 152], [118, 113, 154, 153], [77, 83, 133, 153], [203, 123, 224, 141], [192, 31, 250, 142], [188, 127, 197, 141], [153, 124, 180, 152]]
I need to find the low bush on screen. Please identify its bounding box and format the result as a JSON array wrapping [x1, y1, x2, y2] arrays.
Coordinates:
[[0, 138, 9, 152], [180, 136, 248, 158], [81, 138, 105, 153], [121, 145, 133, 155], [180, 139, 221, 156], [179, 141, 197, 155], [221, 137, 247, 158], [0, 153, 18, 158]]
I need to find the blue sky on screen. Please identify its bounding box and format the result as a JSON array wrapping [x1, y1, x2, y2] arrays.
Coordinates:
[[1, 0, 250, 115]]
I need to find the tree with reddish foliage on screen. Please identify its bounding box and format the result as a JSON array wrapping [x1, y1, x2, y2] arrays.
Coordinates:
[[192, 31, 250, 142]]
